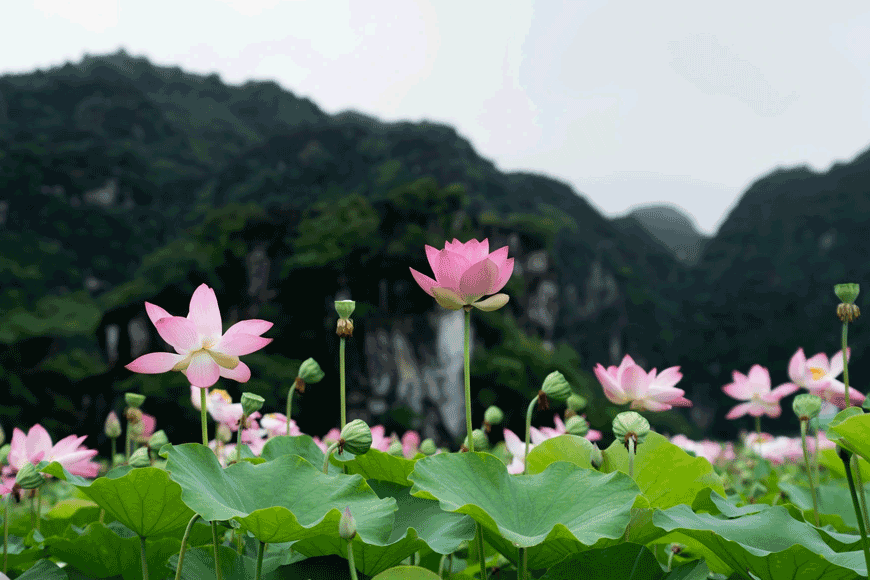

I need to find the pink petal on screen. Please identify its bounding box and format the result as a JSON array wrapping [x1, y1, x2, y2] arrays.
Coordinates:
[[503, 428, 526, 457], [725, 402, 753, 420], [722, 379, 755, 401], [409, 267, 437, 297], [530, 427, 547, 445], [25, 425, 53, 465], [586, 429, 603, 442], [155, 316, 200, 353], [126, 352, 186, 374], [435, 250, 471, 289], [632, 399, 672, 412], [214, 334, 272, 357], [184, 351, 221, 388], [458, 259, 499, 302], [188, 284, 223, 345], [220, 361, 252, 383], [50, 434, 88, 458], [224, 319, 273, 339], [432, 287, 465, 310], [788, 348, 807, 384], [652, 367, 682, 389], [594, 363, 627, 404], [763, 383, 800, 402], [829, 349, 850, 380], [424, 245, 442, 276], [491, 256, 515, 294], [145, 302, 173, 327], [7, 428, 28, 470], [747, 365, 771, 391], [805, 353, 830, 376], [620, 365, 651, 399], [139, 413, 156, 440]]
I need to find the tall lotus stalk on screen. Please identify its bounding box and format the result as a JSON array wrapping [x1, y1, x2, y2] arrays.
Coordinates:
[[289, 358, 324, 436], [523, 372, 572, 475], [104, 411, 121, 468], [835, 283, 860, 407], [410, 237, 515, 580], [339, 507, 359, 580], [613, 412, 650, 541], [840, 447, 870, 573], [793, 394, 822, 526], [3, 492, 9, 575], [335, 301, 356, 430]]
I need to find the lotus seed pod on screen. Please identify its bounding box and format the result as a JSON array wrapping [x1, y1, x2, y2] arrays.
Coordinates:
[[216, 423, 233, 444], [541, 371, 572, 403], [0, 444, 10, 465], [387, 439, 404, 456], [335, 300, 356, 321], [792, 393, 822, 421], [835, 283, 860, 305], [484, 405, 504, 426], [566, 393, 587, 412], [339, 419, 373, 455], [148, 429, 169, 451], [104, 411, 122, 439], [420, 438, 437, 455], [125, 393, 146, 408], [590, 443, 603, 469], [339, 506, 357, 540], [564, 415, 590, 437], [129, 447, 151, 468], [16, 463, 46, 489], [240, 392, 265, 417], [463, 428, 489, 451], [612, 411, 650, 448]]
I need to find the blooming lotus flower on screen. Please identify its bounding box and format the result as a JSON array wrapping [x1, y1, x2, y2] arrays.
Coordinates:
[[723, 365, 799, 419], [594, 355, 692, 412], [785, 348, 865, 408], [503, 427, 548, 474], [670, 435, 732, 464], [537, 414, 603, 442], [410, 238, 514, 311], [3, 425, 100, 483], [126, 284, 273, 388], [260, 413, 302, 438]]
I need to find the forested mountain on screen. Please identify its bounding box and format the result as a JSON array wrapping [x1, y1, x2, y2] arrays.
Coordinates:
[[0, 50, 867, 452]]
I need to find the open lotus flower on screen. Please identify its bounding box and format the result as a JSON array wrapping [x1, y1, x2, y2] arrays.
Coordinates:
[[594, 355, 691, 411], [260, 413, 302, 438], [126, 283, 272, 388], [3, 424, 100, 482], [410, 238, 514, 311], [503, 427, 548, 474], [785, 348, 865, 408], [723, 365, 799, 419]]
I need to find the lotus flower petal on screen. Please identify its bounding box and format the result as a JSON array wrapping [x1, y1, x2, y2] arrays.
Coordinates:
[[219, 360, 252, 383], [126, 352, 187, 374], [185, 351, 221, 388], [145, 302, 172, 326], [188, 284, 223, 346], [155, 316, 200, 353], [215, 334, 272, 357], [223, 319, 273, 338]]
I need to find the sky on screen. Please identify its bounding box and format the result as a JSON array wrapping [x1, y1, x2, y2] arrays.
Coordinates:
[[4, 1, 870, 235]]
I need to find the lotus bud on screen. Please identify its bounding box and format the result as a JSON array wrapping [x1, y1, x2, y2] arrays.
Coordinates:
[[0, 444, 9, 465], [16, 463, 45, 489], [612, 411, 650, 449], [566, 393, 587, 412], [129, 447, 151, 468], [540, 371, 572, 406], [792, 394, 822, 422], [241, 392, 265, 417], [125, 393, 146, 408], [148, 429, 169, 451], [216, 423, 233, 444], [483, 405, 504, 432], [590, 443, 603, 469], [564, 415, 590, 437], [104, 411, 122, 438], [387, 439, 404, 456], [420, 438, 437, 455], [335, 300, 356, 320], [295, 358, 325, 394], [462, 428, 489, 452], [338, 506, 357, 540], [339, 419, 372, 455]]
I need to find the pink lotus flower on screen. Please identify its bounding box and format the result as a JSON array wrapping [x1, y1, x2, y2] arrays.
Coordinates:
[[133, 412, 157, 443], [785, 348, 865, 408], [503, 427, 547, 474], [594, 355, 692, 412], [537, 414, 603, 442], [260, 413, 302, 438], [670, 435, 732, 464], [126, 284, 273, 388], [3, 424, 100, 481], [410, 238, 514, 311], [723, 365, 799, 419], [401, 430, 421, 458]]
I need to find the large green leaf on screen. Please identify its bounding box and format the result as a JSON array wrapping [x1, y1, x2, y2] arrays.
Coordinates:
[[41, 462, 195, 538], [525, 434, 594, 474], [168, 544, 307, 580], [830, 412, 870, 463], [407, 451, 640, 570], [779, 481, 870, 531], [539, 543, 709, 580], [653, 503, 867, 579], [164, 443, 395, 545], [16, 559, 69, 580], [259, 435, 343, 475]]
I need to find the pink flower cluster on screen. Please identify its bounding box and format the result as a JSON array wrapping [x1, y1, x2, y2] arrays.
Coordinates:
[[670, 435, 735, 465], [2, 425, 100, 493], [503, 415, 603, 475], [742, 431, 836, 465]]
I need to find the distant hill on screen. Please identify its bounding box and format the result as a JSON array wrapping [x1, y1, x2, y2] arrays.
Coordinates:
[[614, 204, 707, 264]]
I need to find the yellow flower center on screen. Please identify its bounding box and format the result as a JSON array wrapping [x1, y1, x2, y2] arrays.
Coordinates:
[[809, 367, 826, 381]]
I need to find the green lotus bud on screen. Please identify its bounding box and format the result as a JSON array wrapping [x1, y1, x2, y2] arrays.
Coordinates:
[[335, 300, 356, 320], [339, 506, 357, 540], [148, 429, 169, 451], [104, 411, 121, 439], [566, 393, 587, 412], [612, 411, 650, 449], [216, 423, 233, 444], [125, 393, 146, 408], [590, 443, 603, 469], [792, 393, 822, 421], [0, 444, 10, 465], [16, 463, 46, 489], [541, 371, 572, 403], [564, 415, 590, 437], [387, 439, 403, 456], [484, 405, 504, 427], [129, 447, 151, 468], [463, 428, 489, 451], [339, 419, 372, 455], [420, 438, 437, 455], [295, 358, 325, 393], [836, 283, 860, 305], [241, 392, 265, 417], [113, 453, 126, 466]]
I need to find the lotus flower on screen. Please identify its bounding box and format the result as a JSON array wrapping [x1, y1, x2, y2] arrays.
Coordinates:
[[3, 424, 100, 484], [594, 355, 691, 411], [126, 283, 273, 388], [670, 435, 733, 464], [503, 427, 548, 474], [410, 238, 514, 311], [722, 365, 799, 419], [785, 348, 864, 408], [260, 413, 302, 438], [537, 414, 603, 442]]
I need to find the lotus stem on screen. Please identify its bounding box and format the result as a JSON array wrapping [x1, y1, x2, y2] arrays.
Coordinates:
[[200, 388, 209, 446], [840, 447, 870, 574], [110, 435, 118, 469], [126, 417, 133, 462], [235, 414, 247, 464], [754, 415, 762, 456], [800, 420, 820, 526], [463, 307, 487, 580], [211, 521, 224, 580], [853, 455, 870, 531], [624, 437, 636, 542], [523, 397, 537, 476], [346, 539, 358, 580], [3, 493, 9, 574], [520, 545, 528, 580], [255, 541, 265, 580], [285, 387, 294, 437], [174, 514, 201, 580], [340, 336, 347, 430], [842, 322, 851, 407], [323, 442, 339, 474], [139, 535, 148, 580]]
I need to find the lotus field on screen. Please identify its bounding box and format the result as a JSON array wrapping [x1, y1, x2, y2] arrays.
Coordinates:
[[4, 239, 870, 580]]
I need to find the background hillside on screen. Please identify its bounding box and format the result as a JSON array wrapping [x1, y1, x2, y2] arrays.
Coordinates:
[[0, 51, 867, 453]]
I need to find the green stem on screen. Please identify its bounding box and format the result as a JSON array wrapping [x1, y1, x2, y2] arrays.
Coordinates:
[[200, 388, 209, 446], [800, 420, 820, 526], [476, 524, 486, 580], [853, 455, 870, 531], [236, 529, 244, 555], [520, 545, 528, 580], [813, 426, 821, 493], [438, 554, 447, 578], [340, 336, 347, 430], [464, 307, 473, 452], [174, 514, 201, 580], [754, 415, 762, 456], [255, 541, 265, 580], [140, 535, 148, 580], [212, 521, 223, 580], [126, 413, 133, 462], [843, 322, 851, 407], [3, 493, 9, 575], [323, 442, 338, 474], [111, 436, 118, 469], [840, 448, 870, 574], [29, 491, 35, 530], [624, 438, 636, 542], [35, 490, 41, 533], [523, 397, 537, 476], [346, 538, 359, 580], [235, 414, 247, 464], [285, 387, 294, 437]]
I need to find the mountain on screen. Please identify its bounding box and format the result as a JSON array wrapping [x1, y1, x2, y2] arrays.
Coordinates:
[[614, 204, 707, 264]]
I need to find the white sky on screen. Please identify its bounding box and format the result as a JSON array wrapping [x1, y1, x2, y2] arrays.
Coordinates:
[[4, 1, 870, 235]]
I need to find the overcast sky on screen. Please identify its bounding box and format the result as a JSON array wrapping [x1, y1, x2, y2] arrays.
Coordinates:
[[4, 1, 870, 235]]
